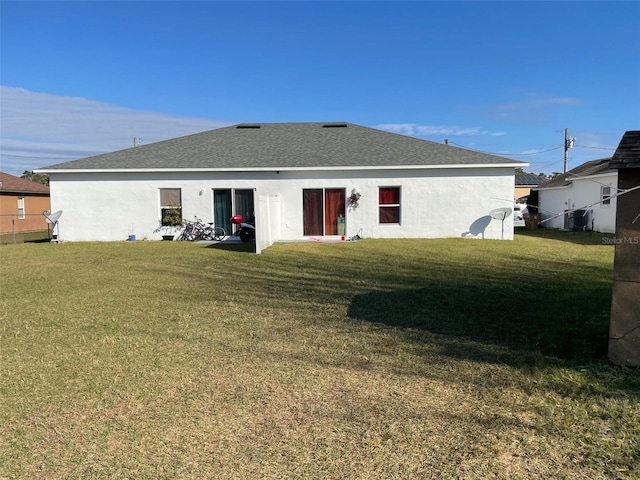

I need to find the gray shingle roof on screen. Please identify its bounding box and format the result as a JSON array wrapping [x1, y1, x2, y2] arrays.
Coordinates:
[[610, 130, 640, 169], [534, 158, 613, 190], [39, 122, 524, 172]]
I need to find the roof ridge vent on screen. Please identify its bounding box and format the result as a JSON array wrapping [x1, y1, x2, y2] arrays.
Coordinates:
[[322, 123, 347, 128], [237, 124, 261, 129]]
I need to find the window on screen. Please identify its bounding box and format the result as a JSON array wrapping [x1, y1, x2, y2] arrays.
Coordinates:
[[17, 197, 25, 219], [160, 188, 182, 226], [601, 186, 611, 206], [379, 187, 400, 224]]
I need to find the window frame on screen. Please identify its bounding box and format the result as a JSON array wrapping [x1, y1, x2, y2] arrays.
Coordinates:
[[302, 187, 346, 236], [601, 186, 611, 207], [17, 197, 25, 219], [378, 186, 401, 225], [159, 188, 183, 226]]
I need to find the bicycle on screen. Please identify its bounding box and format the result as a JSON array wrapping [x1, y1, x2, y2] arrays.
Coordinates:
[[203, 221, 225, 241], [177, 217, 225, 241]]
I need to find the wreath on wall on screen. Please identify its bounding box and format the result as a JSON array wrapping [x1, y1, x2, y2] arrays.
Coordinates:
[[348, 189, 362, 209]]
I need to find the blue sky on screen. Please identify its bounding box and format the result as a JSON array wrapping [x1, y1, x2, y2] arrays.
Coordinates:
[[1, 1, 639, 177]]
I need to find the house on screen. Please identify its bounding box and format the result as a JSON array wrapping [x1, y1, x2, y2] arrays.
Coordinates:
[[532, 158, 617, 233], [37, 122, 526, 250], [0, 172, 51, 240], [608, 130, 640, 367]]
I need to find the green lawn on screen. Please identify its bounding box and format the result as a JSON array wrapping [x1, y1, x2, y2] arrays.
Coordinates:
[[0, 230, 50, 245], [1, 231, 638, 479]]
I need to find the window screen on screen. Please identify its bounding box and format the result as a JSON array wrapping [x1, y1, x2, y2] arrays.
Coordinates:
[[160, 188, 181, 207]]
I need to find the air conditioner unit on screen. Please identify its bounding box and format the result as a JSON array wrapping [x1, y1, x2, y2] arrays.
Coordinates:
[[573, 209, 592, 231]]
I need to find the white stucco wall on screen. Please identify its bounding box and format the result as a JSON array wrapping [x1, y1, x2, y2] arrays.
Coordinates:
[[47, 167, 517, 243], [537, 172, 618, 233]]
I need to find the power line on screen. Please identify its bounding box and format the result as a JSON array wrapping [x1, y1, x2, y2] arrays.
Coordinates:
[[576, 145, 616, 151], [448, 142, 562, 156], [527, 159, 565, 170], [449, 139, 615, 158]]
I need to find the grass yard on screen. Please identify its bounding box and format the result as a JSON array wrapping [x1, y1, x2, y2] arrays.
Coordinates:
[[1, 230, 638, 479], [0, 230, 50, 245]]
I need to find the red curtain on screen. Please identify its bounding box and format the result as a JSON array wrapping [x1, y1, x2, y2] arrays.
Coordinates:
[[379, 187, 399, 204], [324, 189, 345, 235]]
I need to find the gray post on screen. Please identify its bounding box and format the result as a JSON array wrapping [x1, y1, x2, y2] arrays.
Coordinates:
[[608, 131, 640, 366]]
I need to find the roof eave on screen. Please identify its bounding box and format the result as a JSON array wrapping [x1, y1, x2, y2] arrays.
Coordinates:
[[0, 189, 50, 195], [37, 162, 525, 175], [567, 171, 617, 181], [533, 184, 571, 191]]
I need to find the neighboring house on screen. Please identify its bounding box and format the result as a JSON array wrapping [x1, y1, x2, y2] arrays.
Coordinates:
[[37, 122, 525, 250], [532, 158, 617, 233], [0, 172, 51, 238], [515, 174, 546, 203], [608, 130, 640, 367]]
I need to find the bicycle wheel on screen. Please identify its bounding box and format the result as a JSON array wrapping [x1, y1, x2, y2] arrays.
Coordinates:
[[176, 225, 190, 241], [201, 227, 215, 241], [212, 226, 225, 241], [184, 226, 196, 241]]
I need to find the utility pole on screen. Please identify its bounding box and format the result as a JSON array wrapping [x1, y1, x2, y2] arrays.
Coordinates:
[[564, 128, 575, 173]]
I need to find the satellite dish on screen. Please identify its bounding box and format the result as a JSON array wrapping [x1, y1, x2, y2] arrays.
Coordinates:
[[490, 207, 512, 221], [43, 210, 63, 242], [489, 207, 512, 240], [44, 210, 63, 224]]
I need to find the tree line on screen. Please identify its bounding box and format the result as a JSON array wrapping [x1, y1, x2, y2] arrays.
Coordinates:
[[515, 167, 562, 180], [20, 171, 49, 186]]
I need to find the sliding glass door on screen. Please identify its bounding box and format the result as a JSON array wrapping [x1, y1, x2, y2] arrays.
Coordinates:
[[234, 189, 254, 223], [214, 188, 255, 235], [303, 189, 323, 236], [303, 188, 345, 236], [213, 189, 232, 234]]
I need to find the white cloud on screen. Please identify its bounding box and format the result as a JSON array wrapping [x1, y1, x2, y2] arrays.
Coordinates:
[[0, 86, 231, 175], [479, 93, 582, 123], [520, 149, 545, 155], [494, 96, 580, 111], [375, 123, 507, 138]]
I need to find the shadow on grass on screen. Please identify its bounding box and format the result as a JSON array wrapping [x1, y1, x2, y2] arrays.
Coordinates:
[[205, 242, 256, 253], [516, 228, 616, 246], [347, 280, 611, 364], [347, 279, 640, 396], [26, 238, 54, 244]]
